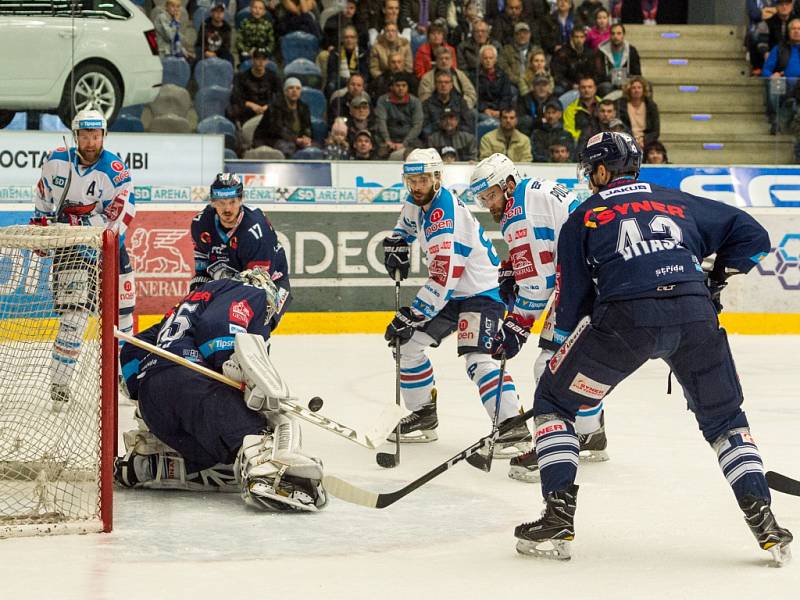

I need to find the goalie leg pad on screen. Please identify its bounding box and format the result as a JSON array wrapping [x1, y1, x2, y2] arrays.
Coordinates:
[[114, 447, 239, 492], [231, 333, 292, 412]]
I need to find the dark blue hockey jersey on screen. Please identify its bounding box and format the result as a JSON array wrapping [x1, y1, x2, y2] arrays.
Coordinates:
[[552, 178, 771, 344], [191, 204, 289, 290], [137, 278, 271, 381], [120, 318, 164, 400]]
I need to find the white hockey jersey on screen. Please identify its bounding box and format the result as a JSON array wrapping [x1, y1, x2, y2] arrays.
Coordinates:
[[499, 178, 582, 347], [391, 187, 501, 321], [35, 147, 135, 244]]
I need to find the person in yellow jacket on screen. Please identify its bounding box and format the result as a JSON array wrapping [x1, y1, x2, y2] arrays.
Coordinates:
[[479, 107, 533, 162], [563, 75, 602, 141]]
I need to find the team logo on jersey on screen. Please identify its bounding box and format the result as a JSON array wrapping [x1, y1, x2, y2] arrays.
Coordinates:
[[200, 231, 211, 244], [457, 312, 479, 344], [510, 246, 537, 279], [425, 219, 454, 237], [104, 195, 125, 220], [568, 373, 611, 400], [52, 175, 67, 187], [113, 170, 130, 184], [584, 201, 686, 228], [429, 255, 450, 286], [111, 160, 125, 172], [229, 300, 253, 327], [430, 208, 445, 222]]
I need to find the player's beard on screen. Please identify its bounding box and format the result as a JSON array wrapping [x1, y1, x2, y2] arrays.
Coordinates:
[[489, 196, 511, 223], [77, 145, 101, 165], [410, 187, 435, 207]]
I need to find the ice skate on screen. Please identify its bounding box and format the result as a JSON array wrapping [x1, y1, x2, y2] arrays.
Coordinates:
[[494, 419, 532, 459], [387, 389, 438, 443], [508, 448, 539, 482], [578, 413, 609, 462], [50, 382, 70, 413], [515, 484, 578, 560], [740, 495, 793, 567]]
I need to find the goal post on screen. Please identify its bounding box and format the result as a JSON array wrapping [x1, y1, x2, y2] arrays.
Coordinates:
[[0, 224, 118, 537]]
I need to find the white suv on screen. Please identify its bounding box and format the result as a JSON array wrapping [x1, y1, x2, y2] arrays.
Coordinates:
[[0, 0, 162, 127]]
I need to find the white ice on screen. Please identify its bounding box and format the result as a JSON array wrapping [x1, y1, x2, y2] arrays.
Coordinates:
[[2, 333, 800, 599]]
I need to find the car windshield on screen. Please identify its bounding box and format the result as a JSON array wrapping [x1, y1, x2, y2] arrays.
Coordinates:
[[0, 0, 129, 19]]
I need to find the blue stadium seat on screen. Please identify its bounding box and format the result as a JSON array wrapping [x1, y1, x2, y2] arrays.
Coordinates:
[[194, 57, 234, 89], [40, 113, 70, 132], [224, 148, 238, 159], [130, 0, 145, 6], [301, 86, 326, 120], [161, 56, 191, 87], [239, 59, 252, 73], [197, 115, 237, 148], [194, 85, 231, 120], [310, 117, 328, 143], [476, 120, 496, 142], [558, 89, 578, 110], [292, 147, 325, 160], [285, 58, 322, 89], [193, 6, 210, 32], [119, 104, 145, 119], [110, 114, 144, 133], [235, 7, 251, 28], [6, 112, 27, 130], [281, 31, 319, 64]]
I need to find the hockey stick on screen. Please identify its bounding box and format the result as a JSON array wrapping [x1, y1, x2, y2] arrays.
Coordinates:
[[323, 406, 535, 509], [114, 329, 403, 450], [465, 353, 506, 472], [766, 471, 800, 497], [53, 136, 74, 223], [376, 274, 402, 468]]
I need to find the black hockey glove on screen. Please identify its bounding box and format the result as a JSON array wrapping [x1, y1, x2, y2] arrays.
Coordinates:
[[384, 307, 425, 344], [705, 262, 733, 314], [189, 274, 213, 291], [489, 314, 531, 360], [498, 258, 518, 307], [207, 262, 239, 281], [383, 236, 410, 281]]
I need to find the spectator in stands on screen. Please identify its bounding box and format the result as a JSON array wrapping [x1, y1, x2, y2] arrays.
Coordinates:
[[235, 0, 276, 64], [644, 140, 669, 164], [490, 0, 526, 47], [447, 0, 483, 48], [597, 23, 642, 96], [763, 17, 800, 133], [352, 129, 377, 160], [585, 7, 611, 50], [346, 92, 375, 144], [418, 47, 477, 108], [228, 48, 282, 126], [330, 73, 367, 125], [440, 146, 459, 163], [196, 2, 233, 63], [323, 117, 352, 160], [521, 48, 551, 97], [252, 77, 313, 158], [326, 25, 369, 98], [748, 1, 778, 74], [550, 27, 602, 95], [369, 0, 412, 46], [323, 0, 362, 49], [563, 75, 601, 140], [429, 107, 478, 160], [517, 73, 557, 136], [616, 75, 660, 146], [374, 72, 424, 159], [477, 44, 513, 122], [549, 141, 572, 163], [576, 98, 617, 152], [458, 19, 496, 79], [498, 23, 536, 97], [551, 0, 576, 50], [414, 22, 457, 79], [369, 51, 418, 99], [154, 0, 194, 61], [479, 107, 532, 161], [484, 0, 550, 23], [757, 0, 798, 61], [400, 0, 448, 40], [576, 0, 605, 29], [532, 99, 575, 162], [370, 23, 413, 80], [276, 0, 321, 37], [422, 69, 475, 138]]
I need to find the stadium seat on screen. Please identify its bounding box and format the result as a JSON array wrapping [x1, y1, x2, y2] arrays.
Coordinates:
[[40, 113, 70, 132], [149, 84, 193, 118], [292, 147, 325, 160], [119, 104, 145, 119], [193, 6, 210, 32], [194, 85, 231, 120], [285, 58, 322, 89], [280, 31, 319, 64], [310, 117, 328, 143], [194, 57, 234, 90], [240, 115, 262, 150], [224, 148, 238, 159], [301, 86, 326, 120], [110, 114, 145, 133], [149, 114, 193, 134], [6, 112, 27, 131], [235, 7, 251, 28], [476, 120, 496, 142], [244, 146, 285, 159], [197, 114, 237, 147], [161, 56, 191, 88]]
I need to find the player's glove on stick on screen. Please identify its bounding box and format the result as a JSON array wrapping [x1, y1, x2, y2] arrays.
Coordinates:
[[384, 307, 425, 345], [490, 314, 531, 360], [383, 236, 410, 281], [498, 259, 517, 307], [705, 262, 733, 314]]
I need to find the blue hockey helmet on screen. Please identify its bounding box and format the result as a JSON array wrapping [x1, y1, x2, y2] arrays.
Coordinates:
[[578, 131, 642, 184], [210, 172, 243, 201]]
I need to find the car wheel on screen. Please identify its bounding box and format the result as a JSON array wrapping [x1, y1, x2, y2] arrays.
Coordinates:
[[58, 63, 122, 127], [0, 111, 14, 129]]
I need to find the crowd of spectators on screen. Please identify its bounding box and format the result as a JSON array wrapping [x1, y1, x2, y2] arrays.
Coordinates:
[[142, 0, 665, 162]]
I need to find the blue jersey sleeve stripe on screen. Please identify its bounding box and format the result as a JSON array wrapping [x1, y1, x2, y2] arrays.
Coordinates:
[[453, 242, 472, 257], [533, 227, 555, 241], [545, 274, 556, 289], [750, 252, 768, 263], [568, 199, 582, 214], [121, 359, 140, 381]]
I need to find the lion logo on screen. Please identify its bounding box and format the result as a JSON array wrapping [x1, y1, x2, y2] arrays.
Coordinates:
[[130, 229, 191, 275]]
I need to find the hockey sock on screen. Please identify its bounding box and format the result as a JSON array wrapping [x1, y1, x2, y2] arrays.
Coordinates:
[[535, 415, 579, 497], [714, 427, 770, 503], [466, 354, 519, 423], [575, 401, 604, 434], [51, 310, 89, 386], [398, 339, 436, 411]]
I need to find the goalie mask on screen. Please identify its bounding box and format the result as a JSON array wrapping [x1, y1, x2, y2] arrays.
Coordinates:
[[238, 267, 280, 322]]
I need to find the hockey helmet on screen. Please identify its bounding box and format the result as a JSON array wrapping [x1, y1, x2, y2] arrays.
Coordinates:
[[402, 148, 444, 194], [578, 131, 642, 184], [469, 153, 519, 208], [238, 267, 280, 320], [210, 172, 244, 201], [71, 109, 107, 140]]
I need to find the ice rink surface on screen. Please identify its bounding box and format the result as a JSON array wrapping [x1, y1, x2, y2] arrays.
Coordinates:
[[2, 333, 799, 599]]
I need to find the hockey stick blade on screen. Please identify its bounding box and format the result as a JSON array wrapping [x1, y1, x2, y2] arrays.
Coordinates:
[[766, 471, 800, 496], [464, 444, 493, 472], [324, 407, 535, 509]]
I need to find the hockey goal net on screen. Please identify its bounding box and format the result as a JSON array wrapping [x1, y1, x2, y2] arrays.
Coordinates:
[[0, 225, 117, 537]]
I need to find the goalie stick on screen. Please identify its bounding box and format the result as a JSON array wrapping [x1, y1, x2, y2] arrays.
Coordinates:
[[323, 406, 535, 509], [766, 471, 800, 497], [114, 329, 404, 450]]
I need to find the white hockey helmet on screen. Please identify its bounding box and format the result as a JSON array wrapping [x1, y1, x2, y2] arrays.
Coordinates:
[[71, 109, 107, 140], [238, 267, 280, 321], [402, 147, 444, 194], [469, 153, 519, 207]]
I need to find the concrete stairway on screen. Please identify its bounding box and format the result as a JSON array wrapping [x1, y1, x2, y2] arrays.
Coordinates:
[[625, 24, 794, 164]]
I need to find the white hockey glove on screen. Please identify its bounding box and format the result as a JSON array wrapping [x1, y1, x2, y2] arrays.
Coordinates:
[[222, 355, 277, 413]]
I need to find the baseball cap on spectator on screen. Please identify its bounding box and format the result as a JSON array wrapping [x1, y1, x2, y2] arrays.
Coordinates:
[[351, 92, 371, 106], [533, 74, 551, 85], [544, 99, 563, 111], [284, 77, 302, 90], [441, 146, 458, 158], [355, 130, 373, 141], [514, 22, 531, 32], [440, 107, 458, 120], [252, 48, 269, 59], [211, 1, 225, 9]]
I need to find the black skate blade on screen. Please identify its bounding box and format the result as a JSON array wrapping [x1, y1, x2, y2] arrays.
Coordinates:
[[465, 451, 493, 472], [766, 471, 800, 496], [376, 452, 399, 469]]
